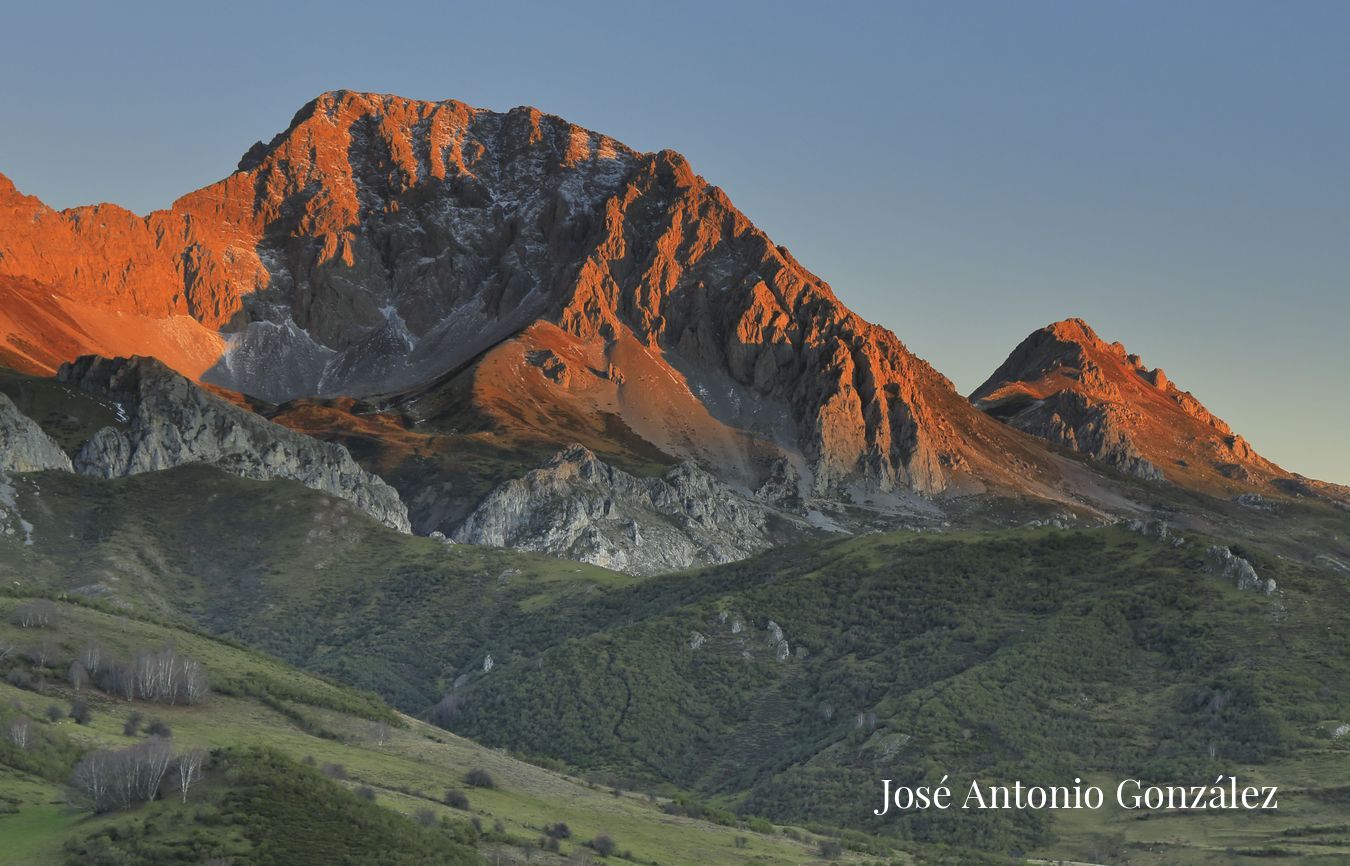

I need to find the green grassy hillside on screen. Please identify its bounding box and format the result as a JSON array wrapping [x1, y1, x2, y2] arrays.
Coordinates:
[[0, 598, 878, 866], [0, 466, 639, 709], [3, 464, 1350, 863], [446, 526, 1350, 860]]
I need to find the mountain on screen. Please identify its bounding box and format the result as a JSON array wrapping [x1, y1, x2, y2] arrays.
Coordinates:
[[972, 318, 1303, 495], [0, 90, 1074, 512], [3, 91, 1345, 574], [4, 88, 1350, 866]]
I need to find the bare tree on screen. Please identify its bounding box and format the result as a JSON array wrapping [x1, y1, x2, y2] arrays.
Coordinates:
[[128, 646, 206, 704], [71, 748, 115, 811], [0, 640, 14, 662], [72, 737, 177, 813], [11, 600, 55, 628], [137, 737, 175, 802], [68, 660, 89, 693], [368, 721, 392, 745], [133, 649, 159, 701], [79, 641, 102, 674], [25, 639, 57, 669], [180, 657, 208, 705], [6, 716, 31, 749], [100, 660, 136, 701], [175, 748, 206, 802]]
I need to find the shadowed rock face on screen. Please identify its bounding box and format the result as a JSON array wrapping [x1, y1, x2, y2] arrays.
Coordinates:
[[972, 319, 1287, 492], [0, 90, 1061, 501], [56, 355, 411, 532], [0, 393, 72, 473], [0, 392, 73, 547]]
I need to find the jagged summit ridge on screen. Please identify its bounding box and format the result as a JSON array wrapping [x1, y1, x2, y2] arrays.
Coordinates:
[[0, 90, 1064, 501]]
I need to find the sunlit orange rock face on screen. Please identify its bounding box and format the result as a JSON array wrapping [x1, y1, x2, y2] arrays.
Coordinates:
[[972, 319, 1289, 493], [0, 90, 1066, 498]]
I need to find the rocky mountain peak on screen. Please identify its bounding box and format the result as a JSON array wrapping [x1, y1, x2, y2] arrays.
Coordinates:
[[973, 319, 1284, 491], [0, 92, 1073, 504]]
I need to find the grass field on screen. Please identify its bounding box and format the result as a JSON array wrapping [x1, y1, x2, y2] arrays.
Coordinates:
[[0, 598, 890, 866]]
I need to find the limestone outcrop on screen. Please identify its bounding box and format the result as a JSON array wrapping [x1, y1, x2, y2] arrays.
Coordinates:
[[0, 392, 72, 473], [57, 355, 410, 532], [453, 445, 777, 574]]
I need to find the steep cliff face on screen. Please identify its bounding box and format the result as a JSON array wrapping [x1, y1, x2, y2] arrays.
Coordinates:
[[0, 392, 73, 473], [973, 319, 1287, 492], [56, 355, 411, 532], [452, 445, 782, 575], [0, 91, 1062, 502], [0, 392, 73, 547]]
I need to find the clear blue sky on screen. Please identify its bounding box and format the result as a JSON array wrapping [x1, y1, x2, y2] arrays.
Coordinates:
[[2, 1, 1346, 483]]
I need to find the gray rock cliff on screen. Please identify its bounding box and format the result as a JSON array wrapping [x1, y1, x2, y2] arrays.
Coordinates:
[[0, 394, 72, 546], [452, 445, 777, 575], [1207, 544, 1276, 595], [57, 355, 410, 532], [0, 393, 73, 473]]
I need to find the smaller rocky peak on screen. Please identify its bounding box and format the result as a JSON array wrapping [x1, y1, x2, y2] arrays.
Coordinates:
[[973, 319, 1285, 490], [972, 319, 1103, 401]]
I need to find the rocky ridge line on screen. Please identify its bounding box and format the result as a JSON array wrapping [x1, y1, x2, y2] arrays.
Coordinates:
[[57, 355, 411, 532]]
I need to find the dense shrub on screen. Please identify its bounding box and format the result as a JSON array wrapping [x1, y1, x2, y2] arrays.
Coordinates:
[[465, 768, 496, 789], [69, 698, 91, 725], [589, 834, 618, 857]]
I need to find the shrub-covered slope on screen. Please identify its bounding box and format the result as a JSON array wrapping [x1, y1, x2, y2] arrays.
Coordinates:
[[3, 463, 1350, 862], [0, 598, 850, 866]]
